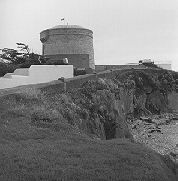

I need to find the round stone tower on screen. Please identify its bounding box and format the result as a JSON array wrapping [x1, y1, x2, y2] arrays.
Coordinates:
[[40, 25, 95, 69]]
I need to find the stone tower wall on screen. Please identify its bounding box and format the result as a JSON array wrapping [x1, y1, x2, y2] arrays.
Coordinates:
[[40, 27, 95, 69]]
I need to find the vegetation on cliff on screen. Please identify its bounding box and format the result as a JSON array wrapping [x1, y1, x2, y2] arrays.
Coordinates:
[[115, 69, 178, 115], [0, 78, 129, 140], [116, 69, 178, 94]]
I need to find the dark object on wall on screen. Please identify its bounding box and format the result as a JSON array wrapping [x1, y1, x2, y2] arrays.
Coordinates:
[[86, 68, 94, 74], [74, 68, 86, 76], [45, 54, 89, 68]]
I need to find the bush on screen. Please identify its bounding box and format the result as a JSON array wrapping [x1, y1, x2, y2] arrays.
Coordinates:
[[19, 63, 31, 68], [0, 63, 18, 77], [115, 70, 156, 94], [16, 87, 46, 104], [30, 105, 64, 126]]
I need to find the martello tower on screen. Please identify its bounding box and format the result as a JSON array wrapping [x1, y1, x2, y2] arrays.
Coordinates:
[[40, 25, 95, 69]]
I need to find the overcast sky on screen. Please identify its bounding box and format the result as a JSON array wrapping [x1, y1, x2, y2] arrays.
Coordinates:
[[1, 0, 178, 71]]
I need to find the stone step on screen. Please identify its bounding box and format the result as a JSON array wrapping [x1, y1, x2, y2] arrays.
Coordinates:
[[3, 73, 13, 78], [14, 68, 29, 76], [11, 75, 29, 79]]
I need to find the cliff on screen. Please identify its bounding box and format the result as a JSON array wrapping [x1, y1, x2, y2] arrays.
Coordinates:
[[0, 68, 178, 180], [54, 68, 178, 141]]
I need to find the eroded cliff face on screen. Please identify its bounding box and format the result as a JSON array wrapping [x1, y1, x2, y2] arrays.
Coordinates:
[[77, 69, 178, 140], [168, 92, 178, 112], [62, 69, 178, 141], [115, 69, 178, 116], [68, 78, 133, 140]]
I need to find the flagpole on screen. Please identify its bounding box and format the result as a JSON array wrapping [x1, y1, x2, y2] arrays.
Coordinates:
[[61, 17, 65, 25]]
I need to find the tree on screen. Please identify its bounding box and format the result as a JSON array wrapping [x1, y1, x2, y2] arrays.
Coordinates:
[[0, 48, 20, 63], [16, 43, 30, 54], [0, 43, 40, 65], [0, 43, 54, 69], [0, 43, 29, 64]]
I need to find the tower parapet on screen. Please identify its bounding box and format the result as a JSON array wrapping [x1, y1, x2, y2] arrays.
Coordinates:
[[40, 25, 95, 69]]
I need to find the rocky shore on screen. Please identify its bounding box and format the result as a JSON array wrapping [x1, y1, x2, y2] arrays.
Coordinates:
[[128, 113, 178, 162]]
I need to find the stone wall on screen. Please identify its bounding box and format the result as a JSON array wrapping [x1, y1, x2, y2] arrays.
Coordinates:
[[95, 64, 147, 72], [40, 27, 95, 69]]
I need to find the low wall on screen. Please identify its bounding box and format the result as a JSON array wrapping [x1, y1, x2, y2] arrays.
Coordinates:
[[0, 65, 73, 89], [0, 75, 30, 89], [41, 68, 146, 94], [29, 65, 73, 84]]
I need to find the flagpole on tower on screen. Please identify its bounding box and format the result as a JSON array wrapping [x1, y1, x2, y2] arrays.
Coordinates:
[[61, 17, 65, 25]]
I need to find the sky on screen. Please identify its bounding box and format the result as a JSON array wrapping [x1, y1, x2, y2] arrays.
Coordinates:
[[0, 0, 178, 71]]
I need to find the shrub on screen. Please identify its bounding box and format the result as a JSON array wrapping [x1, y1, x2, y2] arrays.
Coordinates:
[[30, 105, 64, 126], [115, 70, 156, 94], [16, 88, 46, 104], [0, 63, 18, 77]]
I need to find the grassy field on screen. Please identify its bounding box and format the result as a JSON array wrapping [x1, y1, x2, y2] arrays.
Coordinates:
[[1, 135, 177, 181], [0, 85, 178, 180]]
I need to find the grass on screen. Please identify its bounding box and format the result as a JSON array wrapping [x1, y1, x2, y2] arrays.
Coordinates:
[[0, 135, 177, 181], [0, 83, 178, 180]]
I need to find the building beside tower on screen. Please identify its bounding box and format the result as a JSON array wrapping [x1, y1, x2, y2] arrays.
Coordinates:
[[155, 61, 172, 70], [40, 25, 95, 69]]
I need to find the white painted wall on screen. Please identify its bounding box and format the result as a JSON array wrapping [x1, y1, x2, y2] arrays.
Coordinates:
[[0, 76, 29, 89], [29, 65, 73, 84], [0, 65, 73, 89], [156, 64, 172, 70]]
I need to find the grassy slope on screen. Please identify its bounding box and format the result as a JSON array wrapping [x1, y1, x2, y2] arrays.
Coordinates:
[[0, 136, 177, 181], [0, 79, 178, 180]]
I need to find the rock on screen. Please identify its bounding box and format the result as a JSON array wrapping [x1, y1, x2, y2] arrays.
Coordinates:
[[132, 125, 137, 129], [170, 152, 178, 158], [146, 90, 168, 114], [146, 86, 152, 94], [148, 129, 161, 133], [140, 116, 153, 123]]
